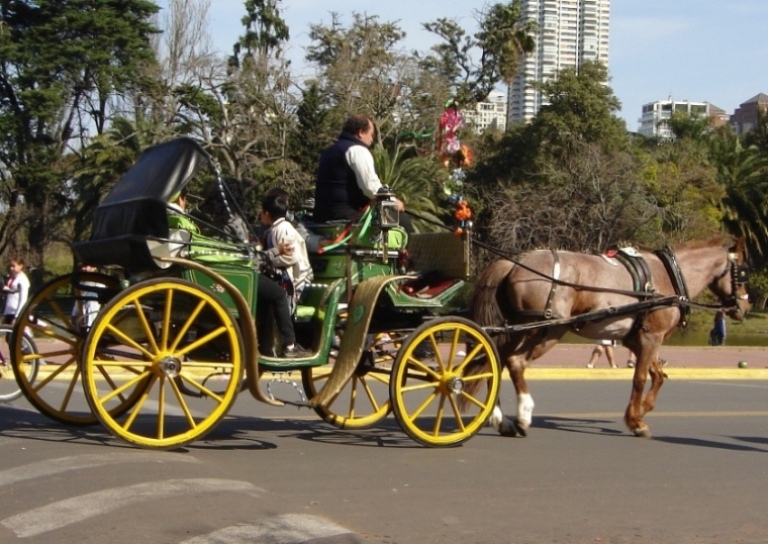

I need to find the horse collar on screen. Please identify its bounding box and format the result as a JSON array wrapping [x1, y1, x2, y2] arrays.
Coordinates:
[[612, 248, 654, 294], [654, 247, 691, 327]]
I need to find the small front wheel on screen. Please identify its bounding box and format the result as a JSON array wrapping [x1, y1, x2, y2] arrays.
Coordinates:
[[390, 317, 501, 447]]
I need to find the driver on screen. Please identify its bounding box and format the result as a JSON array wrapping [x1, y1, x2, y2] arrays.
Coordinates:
[[313, 114, 412, 233]]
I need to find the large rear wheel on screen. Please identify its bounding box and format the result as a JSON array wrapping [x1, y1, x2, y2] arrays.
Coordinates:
[[10, 273, 125, 424], [390, 317, 500, 447], [82, 278, 243, 450]]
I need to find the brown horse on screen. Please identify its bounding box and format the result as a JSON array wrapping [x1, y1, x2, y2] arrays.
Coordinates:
[[468, 236, 750, 438]]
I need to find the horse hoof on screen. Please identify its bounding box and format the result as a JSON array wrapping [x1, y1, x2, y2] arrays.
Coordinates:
[[633, 426, 652, 438], [498, 421, 519, 437], [513, 420, 529, 438]]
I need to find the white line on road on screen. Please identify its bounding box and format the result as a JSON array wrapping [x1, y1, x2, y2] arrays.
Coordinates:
[[0, 451, 199, 489], [1, 478, 262, 538], [180, 513, 358, 544]]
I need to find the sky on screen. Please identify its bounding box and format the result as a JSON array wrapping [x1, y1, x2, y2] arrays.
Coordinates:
[[173, 0, 767, 132]]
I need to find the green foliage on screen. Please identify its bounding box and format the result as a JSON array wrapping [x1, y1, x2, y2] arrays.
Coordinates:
[[371, 144, 447, 232], [0, 0, 159, 269], [527, 61, 628, 159], [421, 0, 536, 106], [289, 83, 331, 175]]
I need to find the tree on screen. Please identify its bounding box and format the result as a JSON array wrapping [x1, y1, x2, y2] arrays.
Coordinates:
[[470, 61, 672, 254], [0, 0, 159, 270], [526, 61, 628, 159], [421, 0, 537, 106], [709, 130, 768, 261], [305, 12, 409, 129]]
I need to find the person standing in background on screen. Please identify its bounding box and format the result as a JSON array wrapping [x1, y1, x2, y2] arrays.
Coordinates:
[[2, 257, 30, 325], [709, 310, 726, 346], [586, 339, 618, 369]]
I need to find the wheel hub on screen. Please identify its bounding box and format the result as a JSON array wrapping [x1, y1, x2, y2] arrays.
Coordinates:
[[159, 355, 182, 378], [448, 376, 465, 394]]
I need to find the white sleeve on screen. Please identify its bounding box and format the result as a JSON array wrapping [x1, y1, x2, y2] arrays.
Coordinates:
[[345, 145, 382, 199]]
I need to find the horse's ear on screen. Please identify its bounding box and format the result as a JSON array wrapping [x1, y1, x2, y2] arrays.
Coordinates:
[[730, 236, 746, 263]]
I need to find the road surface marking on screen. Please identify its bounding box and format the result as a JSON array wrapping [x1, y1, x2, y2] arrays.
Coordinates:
[[1, 478, 262, 538], [180, 513, 360, 543], [0, 451, 198, 489]]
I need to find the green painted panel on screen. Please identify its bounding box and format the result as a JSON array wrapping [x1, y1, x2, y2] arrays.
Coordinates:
[[182, 265, 259, 317]]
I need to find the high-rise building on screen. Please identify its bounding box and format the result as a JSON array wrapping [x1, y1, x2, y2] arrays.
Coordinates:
[[507, 0, 611, 126], [638, 99, 729, 139]]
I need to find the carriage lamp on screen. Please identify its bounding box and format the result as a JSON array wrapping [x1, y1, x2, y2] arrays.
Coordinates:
[[375, 186, 400, 229]]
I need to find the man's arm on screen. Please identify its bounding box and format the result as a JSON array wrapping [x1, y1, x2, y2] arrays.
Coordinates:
[[345, 145, 406, 211], [345, 145, 382, 198]]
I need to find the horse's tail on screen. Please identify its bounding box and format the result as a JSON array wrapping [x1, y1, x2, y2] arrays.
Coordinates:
[[469, 259, 516, 328], [460, 259, 515, 414]]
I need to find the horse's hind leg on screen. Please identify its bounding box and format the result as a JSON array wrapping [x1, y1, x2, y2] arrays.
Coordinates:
[[505, 350, 540, 436], [487, 353, 532, 438], [488, 400, 519, 437]]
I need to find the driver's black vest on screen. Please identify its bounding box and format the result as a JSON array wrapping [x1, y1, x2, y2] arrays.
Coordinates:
[[313, 132, 370, 222]]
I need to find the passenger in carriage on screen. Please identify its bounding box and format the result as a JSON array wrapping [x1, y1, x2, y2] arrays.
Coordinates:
[[262, 187, 329, 254], [168, 188, 310, 358], [314, 114, 413, 233], [260, 191, 314, 308]]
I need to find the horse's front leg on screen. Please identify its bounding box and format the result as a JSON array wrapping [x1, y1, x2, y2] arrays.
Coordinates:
[[624, 354, 654, 437]]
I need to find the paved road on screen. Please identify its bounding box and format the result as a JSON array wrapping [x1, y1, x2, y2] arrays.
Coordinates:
[[2, 376, 767, 544]]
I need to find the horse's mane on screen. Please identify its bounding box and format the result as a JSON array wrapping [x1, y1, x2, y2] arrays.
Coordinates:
[[672, 235, 731, 251]]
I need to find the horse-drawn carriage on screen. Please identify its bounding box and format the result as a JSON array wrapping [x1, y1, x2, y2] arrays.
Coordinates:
[[8, 137, 501, 449], [8, 137, 753, 448]]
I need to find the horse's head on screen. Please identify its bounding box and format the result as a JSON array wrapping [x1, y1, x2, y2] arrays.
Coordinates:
[[710, 237, 750, 321]]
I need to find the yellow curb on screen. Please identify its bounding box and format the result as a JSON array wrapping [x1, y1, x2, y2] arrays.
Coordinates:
[[34, 368, 768, 382], [526, 368, 768, 380]]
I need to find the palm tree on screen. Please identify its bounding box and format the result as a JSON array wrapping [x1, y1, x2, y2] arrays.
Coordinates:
[[372, 144, 449, 233], [710, 134, 768, 260]]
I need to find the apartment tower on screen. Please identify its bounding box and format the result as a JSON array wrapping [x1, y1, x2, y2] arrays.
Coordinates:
[[508, 0, 611, 125]]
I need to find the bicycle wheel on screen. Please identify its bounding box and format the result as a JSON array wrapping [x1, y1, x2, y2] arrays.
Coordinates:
[[11, 273, 123, 424], [0, 326, 38, 403]]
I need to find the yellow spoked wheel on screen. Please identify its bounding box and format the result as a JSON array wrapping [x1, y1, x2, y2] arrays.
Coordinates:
[[390, 317, 501, 447], [301, 332, 400, 429], [82, 278, 243, 450], [11, 273, 127, 425]]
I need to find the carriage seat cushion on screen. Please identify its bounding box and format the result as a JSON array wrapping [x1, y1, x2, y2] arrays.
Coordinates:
[[72, 235, 165, 270]]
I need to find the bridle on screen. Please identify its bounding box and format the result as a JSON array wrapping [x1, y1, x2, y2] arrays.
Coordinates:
[[718, 252, 750, 314]]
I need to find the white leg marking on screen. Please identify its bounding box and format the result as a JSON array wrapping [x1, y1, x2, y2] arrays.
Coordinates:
[[517, 393, 534, 428], [488, 405, 504, 430]]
